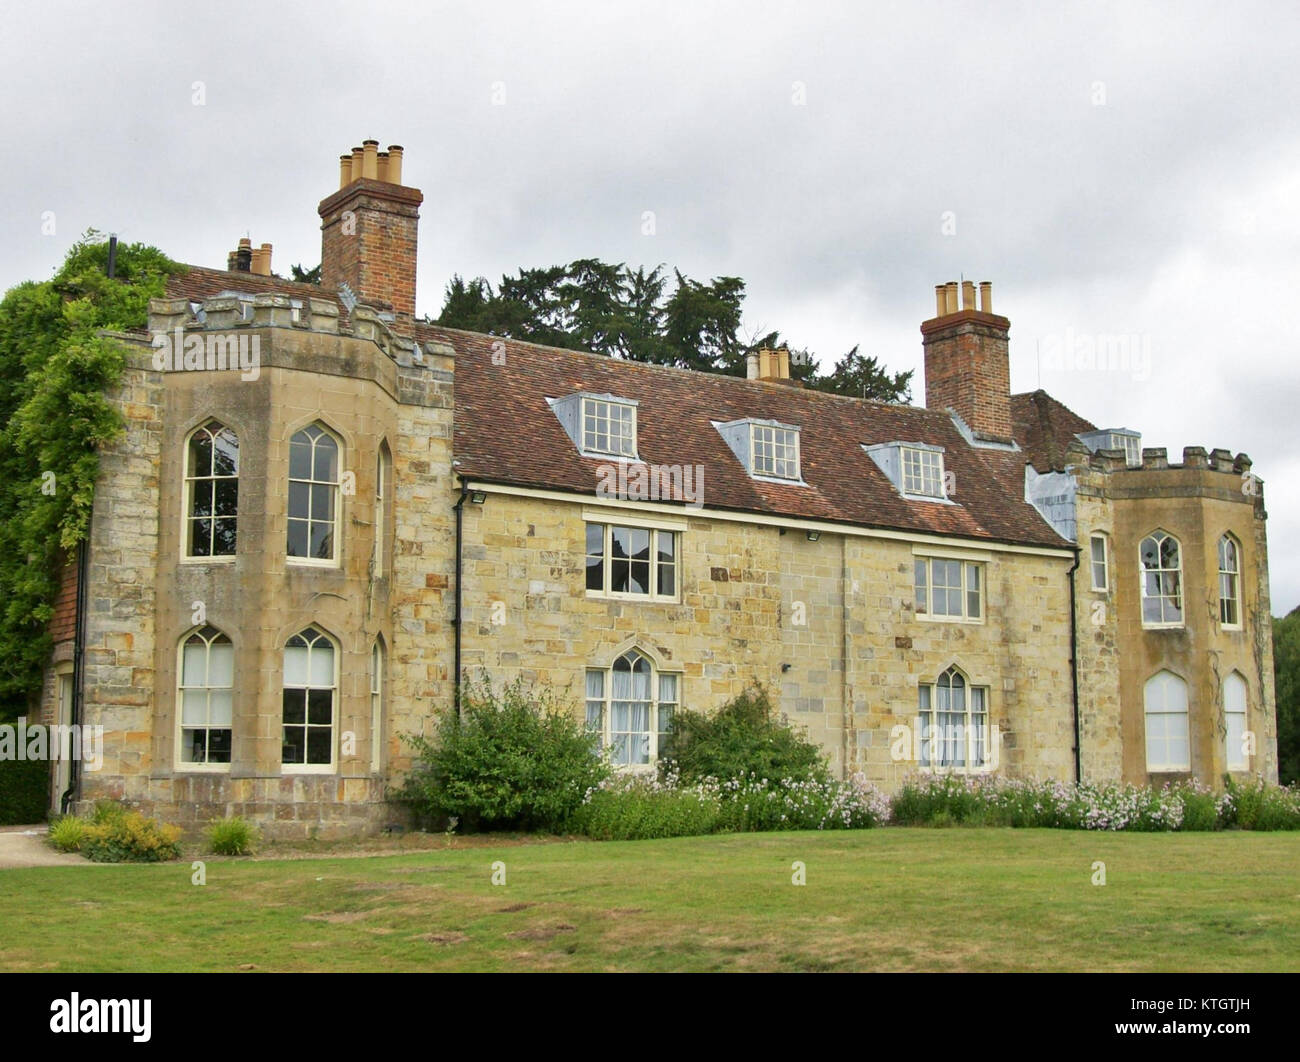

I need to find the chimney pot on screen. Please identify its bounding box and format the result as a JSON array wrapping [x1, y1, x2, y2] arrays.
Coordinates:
[[339, 154, 352, 189], [362, 139, 379, 180], [978, 281, 992, 313], [377, 151, 389, 183], [961, 280, 976, 311], [350, 147, 364, 183], [944, 282, 958, 315], [387, 145, 404, 184], [934, 285, 946, 317]]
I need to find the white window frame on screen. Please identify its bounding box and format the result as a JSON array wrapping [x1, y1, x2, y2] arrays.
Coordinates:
[[581, 396, 637, 458], [902, 446, 945, 498], [281, 626, 338, 773], [373, 444, 390, 578], [917, 667, 992, 772], [1143, 670, 1190, 772], [1224, 672, 1248, 771], [1120, 434, 1141, 467], [1218, 534, 1241, 629], [176, 626, 234, 773], [370, 639, 384, 774], [287, 423, 343, 568], [183, 420, 239, 563], [750, 422, 801, 481], [1089, 533, 1109, 592], [1139, 531, 1184, 628], [585, 520, 679, 602], [585, 651, 680, 770], [914, 555, 984, 623]]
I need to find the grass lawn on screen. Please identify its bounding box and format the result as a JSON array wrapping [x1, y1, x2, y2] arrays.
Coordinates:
[[3, 827, 1298, 972]]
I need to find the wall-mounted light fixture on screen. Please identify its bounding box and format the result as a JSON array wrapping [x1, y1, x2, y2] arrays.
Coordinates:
[[806, 530, 821, 542], [469, 490, 487, 505]]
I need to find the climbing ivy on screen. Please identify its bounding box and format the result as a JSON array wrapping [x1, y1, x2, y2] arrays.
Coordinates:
[[0, 233, 182, 720]]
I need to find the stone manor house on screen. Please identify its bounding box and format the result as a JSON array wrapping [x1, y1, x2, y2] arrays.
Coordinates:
[[39, 140, 1278, 836]]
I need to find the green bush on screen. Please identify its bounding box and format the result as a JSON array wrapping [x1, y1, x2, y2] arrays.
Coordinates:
[[80, 809, 182, 863], [48, 815, 87, 852], [397, 679, 609, 832], [90, 798, 127, 825], [660, 686, 827, 786], [569, 778, 720, 840], [1224, 778, 1300, 831], [0, 757, 49, 825], [206, 816, 259, 856]]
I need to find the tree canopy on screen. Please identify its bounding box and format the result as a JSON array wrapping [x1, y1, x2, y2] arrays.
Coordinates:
[[434, 260, 912, 403]]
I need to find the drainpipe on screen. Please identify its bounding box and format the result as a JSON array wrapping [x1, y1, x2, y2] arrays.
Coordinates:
[[1067, 546, 1082, 785], [60, 535, 89, 814], [452, 477, 469, 717]]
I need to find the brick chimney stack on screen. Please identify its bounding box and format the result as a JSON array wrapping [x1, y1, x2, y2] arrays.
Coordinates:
[[318, 139, 421, 316], [921, 279, 1012, 441]]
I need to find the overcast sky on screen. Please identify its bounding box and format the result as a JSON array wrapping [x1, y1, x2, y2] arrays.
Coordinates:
[[3, 0, 1297, 610]]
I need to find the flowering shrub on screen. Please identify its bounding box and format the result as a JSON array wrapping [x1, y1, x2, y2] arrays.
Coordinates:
[[79, 807, 183, 862], [568, 769, 890, 839], [1221, 777, 1300, 830], [888, 774, 1300, 832]]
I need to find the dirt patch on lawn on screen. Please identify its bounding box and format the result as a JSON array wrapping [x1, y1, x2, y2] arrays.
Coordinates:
[[506, 923, 576, 941]]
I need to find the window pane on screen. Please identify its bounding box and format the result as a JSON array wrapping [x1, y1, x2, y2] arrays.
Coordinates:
[[289, 439, 312, 481], [657, 560, 675, 596], [182, 690, 208, 725], [282, 726, 305, 764], [208, 730, 232, 764], [208, 642, 234, 687], [310, 521, 333, 559], [309, 643, 334, 687], [287, 519, 308, 558], [182, 729, 207, 763], [313, 437, 339, 482], [586, 524, 603, 554], [288, 481, 310, 520], [310, 483, 333, 521], [191, 479, 213, 518], [181, 642, 206, 686], [307, 688, 333, 725], [307, 728, 332, 764], [284, 646, 309, 686], [190, 431, 213, 478], [283, 688, 306, 725], [209, 690, 233, 727]]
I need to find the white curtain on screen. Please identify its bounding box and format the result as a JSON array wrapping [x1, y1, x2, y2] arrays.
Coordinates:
[[611, 654, 651, 764]]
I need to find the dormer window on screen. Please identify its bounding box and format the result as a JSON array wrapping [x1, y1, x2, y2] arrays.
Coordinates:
[[864, 441, 950, 502], [902, 446, 944, 497], [549, 392, 640, 460], [751, 423, 800, 480], [714, 418, 803, 483], [1077, 428, 1141, 467], [583, 396, 637, 457]]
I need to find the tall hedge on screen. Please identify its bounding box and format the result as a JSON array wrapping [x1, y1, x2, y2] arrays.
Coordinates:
[[0, 758, 50, 825]]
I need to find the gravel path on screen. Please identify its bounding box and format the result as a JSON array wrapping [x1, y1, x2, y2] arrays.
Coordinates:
[[0, 825, 88, 869]]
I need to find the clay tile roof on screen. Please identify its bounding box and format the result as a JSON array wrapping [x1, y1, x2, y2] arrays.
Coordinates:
[[1011, 390, 1097, 474], [165, 265, 351, 308], [426, 324, 1072, 551]]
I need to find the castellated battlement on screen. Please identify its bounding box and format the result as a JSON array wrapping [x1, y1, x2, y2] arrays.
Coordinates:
[[1066, 438, 1255, 479], [144, 293, 453, 372]]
